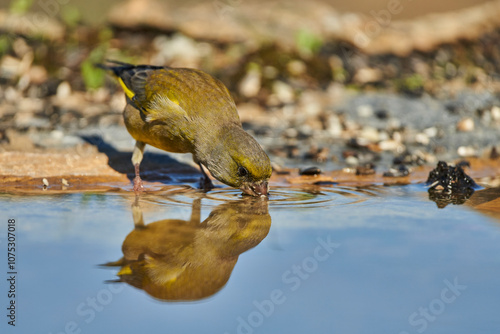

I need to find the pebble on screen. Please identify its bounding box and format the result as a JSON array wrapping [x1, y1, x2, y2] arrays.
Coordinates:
[[287, 60, 307, 76], [379, 140, 403, 152], [383, 165, 410, 177], [423, 127, 438, 138], [456, 117, 474, 132], [353, 67, 382, 84], [345, 155, 359, 166], [238, 69, 261, 98], [360, 126, 379, 142], [56, 81, 72, 99], [415, 133, 430, 145], [457, 146, 476, 157], [357, 104, 373, 118], [356, 163, 376, 175], [273, 81, 294, 104], [299, 167, 322, 176], [490, 106, 500, 121]]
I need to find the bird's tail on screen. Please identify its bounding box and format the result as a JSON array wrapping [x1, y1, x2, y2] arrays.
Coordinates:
[[95, 59, 135, 77]]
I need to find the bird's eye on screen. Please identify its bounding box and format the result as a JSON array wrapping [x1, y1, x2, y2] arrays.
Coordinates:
[[237, 166, 249, 177]]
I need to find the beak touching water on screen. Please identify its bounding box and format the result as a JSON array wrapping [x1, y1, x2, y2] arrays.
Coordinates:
[[240, 181, 269, 197]]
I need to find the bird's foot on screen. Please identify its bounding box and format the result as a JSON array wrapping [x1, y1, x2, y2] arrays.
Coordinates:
[[133, 176, 144, 193]]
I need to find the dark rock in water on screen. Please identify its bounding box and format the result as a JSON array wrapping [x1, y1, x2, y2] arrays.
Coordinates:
[[356, 163, 376, 176], [426, 160, 477, 207], [314, 181, 337, 186], [428, 188, 475, 208], [383, 165, 410, 177], [300, 167, 322, 176]]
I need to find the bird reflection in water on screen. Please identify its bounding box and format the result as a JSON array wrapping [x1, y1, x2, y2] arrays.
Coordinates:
[[103, 196, 271, 301]]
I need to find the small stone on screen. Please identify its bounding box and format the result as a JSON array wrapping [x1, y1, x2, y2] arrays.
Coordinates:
[[345, 155, 359, 166], [360, 126, 379, 142], [415, 133, 430, 145], [379, 140, 403, 152], [423, 127, 438, 138], [491, 106, 500, 121], [458, 146, 476, 157], [299, 167, 322, 176], [353, 67, 382, 84], [374, 109, 388, 120], [357, 104, 373, 118], [383, 165, 410, 177], [287, 60, 307, 76], [457, 118, 474, 132], [284, 128, 298, 138], [57, 81, 72, 99], [239, 68, 261, 98], [273, 81, 294, 104], [356, 163, 375, 175]]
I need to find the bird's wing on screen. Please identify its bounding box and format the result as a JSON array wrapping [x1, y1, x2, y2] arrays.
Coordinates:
[[100, 62, 189, 123], [100, 62, 240, 125]]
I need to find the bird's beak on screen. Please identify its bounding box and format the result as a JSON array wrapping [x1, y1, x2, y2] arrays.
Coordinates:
[[241, 181, 269, 197]]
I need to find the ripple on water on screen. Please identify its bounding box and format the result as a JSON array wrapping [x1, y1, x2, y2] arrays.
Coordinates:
[[141, 185, 384, 209]]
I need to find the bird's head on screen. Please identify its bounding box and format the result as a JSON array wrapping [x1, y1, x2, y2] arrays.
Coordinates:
[[200, 126, 272, 197]]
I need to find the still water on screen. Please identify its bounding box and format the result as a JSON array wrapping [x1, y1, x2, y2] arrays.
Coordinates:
[[1, 185, 499, 333]]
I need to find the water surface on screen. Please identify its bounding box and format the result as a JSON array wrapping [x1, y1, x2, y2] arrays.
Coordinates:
[[1, 185, 499, 333]]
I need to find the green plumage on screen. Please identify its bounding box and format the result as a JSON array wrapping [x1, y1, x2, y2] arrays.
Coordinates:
[[99, 61, 272, 196]]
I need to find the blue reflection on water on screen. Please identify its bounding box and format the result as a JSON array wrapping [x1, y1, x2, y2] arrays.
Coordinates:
[[0, 185, 499, 334]]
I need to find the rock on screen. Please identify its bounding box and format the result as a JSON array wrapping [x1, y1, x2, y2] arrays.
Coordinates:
[[458, 146, 476, 157], [239, 68, 261, 98], [345, 155, 359, 166], [299, 167, 322, 176], [426, 161, 477, 207], [56, 81, 72, 99], [383, 165, 410, 177], [353, 67, 383, 84], [415, 133, 430, 145], [491, 106, 500, 121], [359, 126, 379, 142], [356, 163, 375, 176], [357, 104, 373, 118], [287, 60, 307, 76], [273, 81, 294, 104], [456, 117, 474, 132]]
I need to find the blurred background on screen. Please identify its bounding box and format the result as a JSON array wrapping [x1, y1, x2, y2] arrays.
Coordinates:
[[1, 0, 500, 175]]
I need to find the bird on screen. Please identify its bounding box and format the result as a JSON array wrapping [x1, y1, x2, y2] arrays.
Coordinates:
[[98, 60, 272, 196]]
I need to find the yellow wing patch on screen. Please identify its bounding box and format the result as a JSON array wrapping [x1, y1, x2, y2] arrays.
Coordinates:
[[145, 93, 188, 123]]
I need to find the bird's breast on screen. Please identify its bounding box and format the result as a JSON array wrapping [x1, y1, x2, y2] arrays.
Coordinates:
[[123, 104, 194, 154]]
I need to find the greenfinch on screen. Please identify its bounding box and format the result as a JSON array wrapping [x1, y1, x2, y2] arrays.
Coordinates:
[[99, 61, 272, 196]]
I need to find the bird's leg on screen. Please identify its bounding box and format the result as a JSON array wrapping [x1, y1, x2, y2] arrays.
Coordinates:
[[131, 141, 146, 192], [198, 162, 214, 191]]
